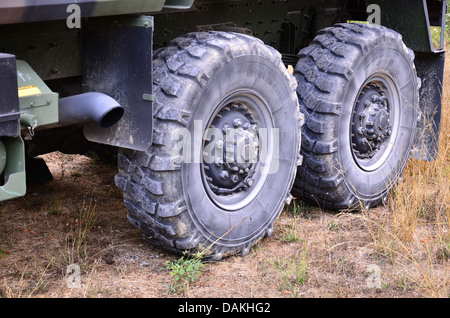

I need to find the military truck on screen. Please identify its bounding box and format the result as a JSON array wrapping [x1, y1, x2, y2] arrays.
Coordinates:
[[0, 0, 447, 259]]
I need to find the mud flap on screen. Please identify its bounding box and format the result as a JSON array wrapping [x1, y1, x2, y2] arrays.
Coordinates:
[[0, 53, 20, 137], [82, 15, 154, 151]]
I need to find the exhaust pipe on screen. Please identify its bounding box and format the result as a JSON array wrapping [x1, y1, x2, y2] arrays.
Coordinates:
[[57, 92, 124, 128]]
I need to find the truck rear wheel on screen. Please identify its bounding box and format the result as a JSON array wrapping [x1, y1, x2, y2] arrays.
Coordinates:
[[115, 31, 303, 259], [292, 23, 420, 210]]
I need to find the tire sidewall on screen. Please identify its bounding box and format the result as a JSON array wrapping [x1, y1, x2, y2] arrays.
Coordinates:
[[180, 55, 299, 248], [337, 42, 418, 200]]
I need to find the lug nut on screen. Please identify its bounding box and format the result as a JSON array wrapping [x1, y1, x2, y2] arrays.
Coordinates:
[[214, 157, 223, 167], [233, 118, 242, 127], [220, 170, 229, 180], [223, 124, 231, 133]]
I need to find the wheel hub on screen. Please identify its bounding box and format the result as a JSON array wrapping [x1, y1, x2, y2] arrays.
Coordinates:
[[352, 83, 392, 160], [203, 102, 260, 195]]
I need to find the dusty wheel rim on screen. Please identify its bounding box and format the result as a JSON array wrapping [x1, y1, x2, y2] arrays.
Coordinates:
[[350, 73, 400, 172], [201, 90, 275, 211]]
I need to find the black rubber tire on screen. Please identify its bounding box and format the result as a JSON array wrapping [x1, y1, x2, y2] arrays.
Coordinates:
[[115, 31, 303, 259], [292, 23, 420, 210]]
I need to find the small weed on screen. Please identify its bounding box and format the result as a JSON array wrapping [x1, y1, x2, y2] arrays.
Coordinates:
[[289, 200, 301, 217], [436, 240, 450, 261], [48, 199, 63, 216], [281, 218, 301, 243], [89, 152, 102, 166], [338, 254, 345, 270], [394, 271, 412, 292], [271, 244, 309, 297], [165, 218, 247, 295], [165, 251, 205, 294], [281, 229, 300, 243], [327, 219, 341, 231], [64, 199, 97, 266], [0, 247, 9, 258], [288, 200, 316, 219]]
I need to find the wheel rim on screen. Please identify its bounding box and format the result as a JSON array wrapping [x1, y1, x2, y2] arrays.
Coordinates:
[[350, 73, 400, 172], [201, 90, 274, 211]]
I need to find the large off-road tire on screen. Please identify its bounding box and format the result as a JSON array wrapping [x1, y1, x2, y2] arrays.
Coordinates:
[[292, 23, 420, 210], [115, 31, 303, 259]]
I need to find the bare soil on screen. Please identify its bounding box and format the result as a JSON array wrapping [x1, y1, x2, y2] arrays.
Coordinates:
[[0, 151, 447, 298]]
